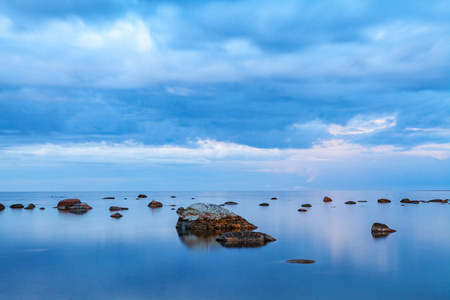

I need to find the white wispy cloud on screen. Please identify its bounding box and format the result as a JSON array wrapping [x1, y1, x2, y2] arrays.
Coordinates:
[[328, 115, 397, 135]]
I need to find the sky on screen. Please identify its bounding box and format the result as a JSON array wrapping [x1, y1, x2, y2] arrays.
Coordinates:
[[0, 0, 449, 191]]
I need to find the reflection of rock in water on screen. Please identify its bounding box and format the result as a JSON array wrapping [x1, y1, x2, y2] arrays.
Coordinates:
[[177, 230, 221, 251], [371, 231, 392, 238], [371, 223, 396, 238]]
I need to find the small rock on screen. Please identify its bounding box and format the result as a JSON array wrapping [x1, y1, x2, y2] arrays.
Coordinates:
[[148, 200, 163, 208], [216, 231, 276, 248], [124, 198, 127, 200], [0, 203, 5, 210], [57, 198, 81, 210], [176, 207, 185, 215], [191, 197, 195, 200], [171, 196, 176, 198], [286, 259, 315, 264], [259, 203, 269, 206], [103, 197, 115, 199], [218, 204, 225, 206], [345, 201, 356, 205], [271, 197, 277, 200], [400, 198, 410, 203], [171, 208, 175, 210], [169, 204, 176, 207], [410, 200, 420, 204], [110, 213, 123, 219], [69, 203, 88, 214], [377, 198, 391, 203], [224, 201, 238, 205], [371, 223, 396, 238], [429, 199, 447, 203], [10, 204, 24, 209], [24, 204, 36, 210], [39, 207, 45, 210], [109, 206, 128, 211], [137, 194, 147, 198], [298, 208, 307, 212], [301, 204, 312, 207], [323, 196, 332, 202], [357, 200, 368, 203]]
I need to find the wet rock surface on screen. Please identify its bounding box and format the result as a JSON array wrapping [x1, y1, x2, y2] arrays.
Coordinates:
[[57, 198, 81, 210], [377, 198, 391, 203], [298, 208, 307, 212], [109, 206, 129, 211], [371, 222, 396, 238], [400, 198, 410, 203], [323, 196, 332, 202], [10, 204, 24, 209], [271, 197, 277, 200], [176, 203, 257, 233], [148, 200, 163, 208], [429, 199, 448, 203], [216, 231, 276, 248], [286, 259, 316, 264]]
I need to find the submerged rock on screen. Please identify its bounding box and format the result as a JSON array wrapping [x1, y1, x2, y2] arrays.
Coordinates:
[[377, 198, 391, 203], [286, 259, 316, 264], [10, 204, 24, 209], [345, 201, 356, 205], [371, 223, 396, 238], [57, 198, 81, 210], [216, 231, 276, 248], [103, 197, 115, 199], [176, 207, 185, 215], [176, 203, 257, 233], [224, 201, 238, 205], [148, 200, 163, 208], [110, 213, 123, 219], [0, 203, 5, 210], [259, 203, 269, 206], [69, 203, 88, 214], [137, 194, 147, 198], [323, 196, 332, 202], [410, 200, 420, 204], [24, 203, 36, 210]]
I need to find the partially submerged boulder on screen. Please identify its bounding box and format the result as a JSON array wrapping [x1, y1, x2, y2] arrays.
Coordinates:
[[301, 204, 312, 207], [345, 201, 356, 205], [57, 198, 81, 210], [371, 223, 396, 238], [323, 196, 332, 202], [10, 204, 24, 209], [110, 213, 123, 219], [286, 259, 316, 264], [80, 203, 92, 210], [259, 203, 269, 206], [377, 198, 391, 203], [148, 200, 163, 208], [69, 203, 88, 214], [224, 201, 238, 205], [429, 199, 448, 203], [176, 203, 257, 233], [298, 208, 307, 212], [0, 203, 5, 210], [137, 194, 147, 198], [103, 197, 115, 199], [24, 203, 36, 210], [109, 206, 128, 211], [216, 231, 276, 248], [400, 198, 410, 203]]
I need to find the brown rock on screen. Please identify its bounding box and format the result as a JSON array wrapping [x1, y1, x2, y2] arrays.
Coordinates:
[[0, 203, 5, 210], [301, 204, 312, 207], [69, 203, 88, 214], [109, 206, 128, 211], [137, 194, 147, 198], [410, 200, 419, 204], [24, 203, 36, 210], [298, 208, 307, 212], [110, 213, 123, 219], [371, 223, 396, 238], [57, 198, 81, 210], [271, 197, 277, 200], [400, 198, 410, 203], [10, 204, 24, 209], [323, 196, 332, 202], [176, 207, 185, 215], [357, 200, 368, 202], [286, 259, 316, 264], [216, 231, 276, 248], [39, 207, 45, 210], [103, 197, 115, 199], [80, 203, 92, 210], [259, 203, 269, 206], [148, 200, 163, 208], [429, 199, 447, 203], [224, 201, 238, 205], [377, 198, 391, 203], [171, 196, 176, 198]]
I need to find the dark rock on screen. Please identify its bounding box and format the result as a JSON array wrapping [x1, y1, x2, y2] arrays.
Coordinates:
[[176, 203, 257, 233], [224, 201, 238, 205], [69, 203, 88, 214], [137, 194, 147, 198], [148, 200, 163, 208], [171, 208, 175, 210], [80, 203, 92, 210], [216, 231, 276, 248], [0, 203, 5, 210], [24, 203, 36, 210], [110, 213, 123, 219], [371, 223, 396, 238], [400, 198, 410, 203], [271, 197, 277, 200], [176, 207, 185, 215], [429, 199, 447, 203], [124, 198, 127, 200], [286, 259, 316, 264], [218, 204, 225, 206], [301, 204, 312, 207], [109, 206, 128, 211], [10, 204, 24, 209], [57, 198, 81, 210], [259, 203, 269, 206], [103, 197, 115, 199], [345, 201, 356, 205], [191, 197, 195, 200], [171, 196, 176, 198], [298, 209, 307, 212], [39, 207, 45, 210], [357, 200, 368, 202], [377, 198, 391, 203], [410, 200, 419, 204], [323, 196, 332, 202]]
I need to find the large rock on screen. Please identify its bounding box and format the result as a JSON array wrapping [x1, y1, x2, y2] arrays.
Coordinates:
[[0, 203, 5, 210], [80, 203, 92, 210], [10, 204, 24, 209], [176, 203, 257, 233], [216, 231, 275, 248], [57, 198, 81, 210], [148, 200, 163, 208], [371, 223, 396, 238], [69, 203, 88, 214]]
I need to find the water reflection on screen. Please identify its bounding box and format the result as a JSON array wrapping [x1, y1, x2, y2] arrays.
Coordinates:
[[177, 230, 221, 251]]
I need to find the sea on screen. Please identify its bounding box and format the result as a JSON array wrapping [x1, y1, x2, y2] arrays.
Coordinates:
[[0, 190, 449, 300]]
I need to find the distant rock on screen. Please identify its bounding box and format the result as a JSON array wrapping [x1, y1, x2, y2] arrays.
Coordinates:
[[271, 197, 277, 200], [323, 196, 332, 202], [10, 204, 24, 209], [216, 231, 276, 248], [357, 200, 368, 203], [224, 201, 238, 205], [377, 198, 391, 203], [301, 204, 312, 207], [286, 259, 315, 264], [171, 208, 175, 210], [0, 203, 5, 210], [176, 203, 257, 233], [429, 199, 448, 203], [176, 207, 185, 215], [110, 213, 123, 219], [39, 207, 45, 210], [345, 201, 356, 205], [169, 204, 176, 207], [298, 208, 307, 212], [24, 204, 36, 210], [148, 200, 163, 208], [371, 223, 396, 238], [191, 198, 195, 200], [400, 198, 410, 203], [109, 206, 128, 211], [69, 203, 88, 214], [410, 200, 419, 204], [259, 203, 269, 206], [171, 196, 176, 198], [137, 194, 147, 198], [57, 198, 81, 210], [103, 197, 115, 199]]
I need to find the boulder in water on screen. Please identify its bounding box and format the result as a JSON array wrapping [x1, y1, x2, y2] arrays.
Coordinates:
[[148, 200, 163, 208], [57, 198, 81, 210], [10, 204, 24, 209], [371, 223, 396, 238], [323, 196, 332, 202], [216, 231, 276, 248]]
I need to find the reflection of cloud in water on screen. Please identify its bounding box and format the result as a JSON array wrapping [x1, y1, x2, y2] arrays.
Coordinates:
[[177, 230, 221, 251]]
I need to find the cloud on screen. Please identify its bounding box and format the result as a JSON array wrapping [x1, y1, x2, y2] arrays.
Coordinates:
[[328, 115, 397, 135]]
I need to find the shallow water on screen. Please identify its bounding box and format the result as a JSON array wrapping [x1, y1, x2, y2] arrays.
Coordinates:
[[0, 191, 449, 300]]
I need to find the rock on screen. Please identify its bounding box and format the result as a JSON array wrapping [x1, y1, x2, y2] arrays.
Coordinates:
[[0, 203, 5, 210], [171, 208, 175, 210], [109, 206, 128, 211], [286, 259, 316, 264], [39, 207, 45, 210], [357, 200, 368, 203], [216, 231, 276, 248], [323, 196, 332, 202], [137, 194, 147, 198], [429, 199, 447, 203], [10, 204, 24, 209], [169, 204, 176, 207], [345, 201, 356, 205], [298, 209, 307, 212], [377, 198, 391, 203], [171, 196, 176, 198], [176, 207, 185, 215], [371, 223, 396, 238], [80, 203, 92, 210], [271, 197, 277, 200], [218, 204, 225, 206], [103, 197, 115, 199], [224, 201, 238, 205], [24, 203, 36, 210], [176, 203, 257, 233], [191, 198, 195, 200], [301, 204, 312, 207], [410, 200, 419, 204], [400, 198, 410, 203], [57, 198, 81, 210], [69, 203, 88, 214], [110, 213, 123, 219], [148, 200, 163, 208], [259, 203, 269, 206]]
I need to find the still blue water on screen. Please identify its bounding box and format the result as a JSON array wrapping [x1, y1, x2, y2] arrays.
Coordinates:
[[0, 191, 449, 300]]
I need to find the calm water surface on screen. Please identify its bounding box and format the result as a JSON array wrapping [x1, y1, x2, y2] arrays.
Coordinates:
[[0, 191, 449, 300]]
